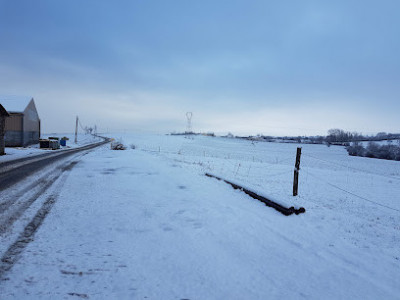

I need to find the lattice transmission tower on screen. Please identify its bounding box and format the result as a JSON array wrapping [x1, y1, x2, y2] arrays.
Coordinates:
[[186, 112, 193, 133]]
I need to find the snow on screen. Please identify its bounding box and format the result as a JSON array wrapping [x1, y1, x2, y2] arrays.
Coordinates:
[[0, 96, 32, 113], [0, 134, 399, 299], [0, 133, 103, 163]]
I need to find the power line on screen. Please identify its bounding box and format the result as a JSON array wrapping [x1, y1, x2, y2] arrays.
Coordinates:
[[303, 153, 400, 182], [78, 119, 86, 131], [306, 172, 400, 213]]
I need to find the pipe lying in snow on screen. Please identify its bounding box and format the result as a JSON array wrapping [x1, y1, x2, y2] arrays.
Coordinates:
[[205, 173, 306, 216]]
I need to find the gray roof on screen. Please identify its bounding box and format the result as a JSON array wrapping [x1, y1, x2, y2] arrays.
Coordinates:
[[0, 96, 33, 113]]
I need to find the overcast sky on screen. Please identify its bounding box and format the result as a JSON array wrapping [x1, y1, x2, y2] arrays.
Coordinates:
[[0, 0, 399, 136]]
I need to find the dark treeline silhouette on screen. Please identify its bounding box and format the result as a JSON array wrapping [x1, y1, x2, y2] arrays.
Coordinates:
[[326, 128, 363, 145], [326, 129, 400, 146], [326, 130, 400, 160], [346, 142, 400, 161], [236, 129, 400, 161], [241, 129, 400, 146]]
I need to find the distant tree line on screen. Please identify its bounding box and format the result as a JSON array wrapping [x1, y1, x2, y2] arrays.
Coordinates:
[[325, 129, 400, 146], [241, 129, 400, 146], [237, 129, 400, 161], [326, 129, 363, 145], [326, 130, 400, 160], [346, 141, 400, 161]]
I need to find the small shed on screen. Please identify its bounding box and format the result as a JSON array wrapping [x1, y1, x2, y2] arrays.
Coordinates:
[[0, 104, 10, 155], [0, 97, 41, 147]]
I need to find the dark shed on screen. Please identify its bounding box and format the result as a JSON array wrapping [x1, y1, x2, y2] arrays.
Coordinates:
[[0, 104, 10, 155]]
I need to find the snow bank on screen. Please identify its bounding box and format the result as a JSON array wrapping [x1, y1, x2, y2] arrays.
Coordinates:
[[1, 134, 399, 299]]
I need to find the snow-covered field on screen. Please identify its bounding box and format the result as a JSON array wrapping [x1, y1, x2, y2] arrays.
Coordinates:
[[0, 133, 102, 162], [0, 133, 399, 299]]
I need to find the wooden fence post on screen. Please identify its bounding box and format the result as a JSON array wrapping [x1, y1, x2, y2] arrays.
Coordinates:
[[74, 116, 78, 144], [293, 147, 302, 196]]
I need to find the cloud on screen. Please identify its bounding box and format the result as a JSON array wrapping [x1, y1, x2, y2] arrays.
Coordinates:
[[1, 0, 399, 135]]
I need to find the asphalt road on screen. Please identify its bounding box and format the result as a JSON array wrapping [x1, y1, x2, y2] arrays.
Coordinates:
[[0, 137, 113, 281], [0, 138, 110, 192]]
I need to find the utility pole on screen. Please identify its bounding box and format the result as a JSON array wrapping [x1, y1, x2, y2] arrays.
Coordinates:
[[75, 116, 78, 144], [293, 147, 302, 196]]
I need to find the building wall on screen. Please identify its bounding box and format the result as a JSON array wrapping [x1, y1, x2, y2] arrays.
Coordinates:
[[23, 100, 40, 132], [23, 131, 40, 146], [4, 99, 40, 147], [5, 114, 22, 131], [4, 114, 23, 146], [5, 130, 23, 147]]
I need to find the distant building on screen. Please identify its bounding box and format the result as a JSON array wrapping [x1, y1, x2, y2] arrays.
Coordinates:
[[0, 104, 10, 155], [0, 97, 41, 147]]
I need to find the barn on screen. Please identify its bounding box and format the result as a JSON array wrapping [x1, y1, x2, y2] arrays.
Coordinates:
[[0, 97, 41, 147]]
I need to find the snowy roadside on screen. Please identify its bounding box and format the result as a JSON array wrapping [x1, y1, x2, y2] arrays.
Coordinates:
[[0, 133, 103, 163], [0, 139, 399, 299]]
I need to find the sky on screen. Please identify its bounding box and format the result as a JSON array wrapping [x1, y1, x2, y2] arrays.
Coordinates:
[[0, 0, 399, 136]]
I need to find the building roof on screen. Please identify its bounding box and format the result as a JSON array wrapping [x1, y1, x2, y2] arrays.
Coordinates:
[[0, 104, 10, 117], [0, 96, 34, 113]]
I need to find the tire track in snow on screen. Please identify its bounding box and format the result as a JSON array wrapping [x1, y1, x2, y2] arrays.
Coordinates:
[[0, 154, 85, 235], [0, 158, 81, 280]]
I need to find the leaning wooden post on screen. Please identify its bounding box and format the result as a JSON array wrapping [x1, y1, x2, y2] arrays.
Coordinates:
[[293, 147, 302, 196]]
